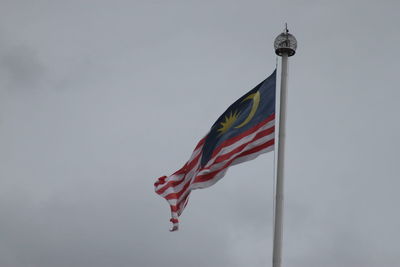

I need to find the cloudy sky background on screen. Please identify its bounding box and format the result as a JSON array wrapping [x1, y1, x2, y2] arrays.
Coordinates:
[[1, 0, 399, 266]]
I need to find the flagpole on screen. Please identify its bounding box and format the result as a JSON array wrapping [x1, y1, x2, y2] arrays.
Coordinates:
[[272, 25, 297, 267]]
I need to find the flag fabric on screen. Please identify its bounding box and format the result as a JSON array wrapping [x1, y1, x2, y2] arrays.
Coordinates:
[[154, 70, 276, 231]]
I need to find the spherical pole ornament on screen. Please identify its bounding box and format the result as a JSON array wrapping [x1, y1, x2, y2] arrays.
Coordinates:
[[274, 25, 297, 57]]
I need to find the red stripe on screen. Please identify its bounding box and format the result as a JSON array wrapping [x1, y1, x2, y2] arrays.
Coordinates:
[[209, 114, 275, 160], [158, 123, 274, 197], [194, 137, 206, 150], [183, 149, 202, 172], [165, 178, 192, 200], [169, 140, 203, 176], [237, 139, 274, 158], [171, 166, 187, 176], [210, 126, 274, 166], [156, 138, 205, 189], [178, 193, 190, 215], [196, 128, 274, 181], [156, 151, 202, 194], [170, 218, 179, 223], [156, 114, 276, 216], [156, 176, 186, 195], [155, 115, 274, 192], [154, 176, 167, 187], [194, 139, 274, 183], [170, 205, 179, 212], [165, 138, 275, 215], [170, 191, 191, 213]]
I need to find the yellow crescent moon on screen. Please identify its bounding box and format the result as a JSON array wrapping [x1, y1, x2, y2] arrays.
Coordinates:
[[235, 91, 260, 129]]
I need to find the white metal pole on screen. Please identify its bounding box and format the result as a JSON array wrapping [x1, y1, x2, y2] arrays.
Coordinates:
[[272, 25, 296, 267], [272, 53, 288, 267]]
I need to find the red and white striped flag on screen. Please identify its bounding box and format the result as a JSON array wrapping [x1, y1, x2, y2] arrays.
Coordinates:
[[154, 70, 276, 231]]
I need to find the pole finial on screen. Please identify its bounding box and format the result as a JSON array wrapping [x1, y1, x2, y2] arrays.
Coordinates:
[[274, 25, 297, 57]]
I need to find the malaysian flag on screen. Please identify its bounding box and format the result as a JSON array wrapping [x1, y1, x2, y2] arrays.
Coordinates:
[[154, 70, 276, 231]]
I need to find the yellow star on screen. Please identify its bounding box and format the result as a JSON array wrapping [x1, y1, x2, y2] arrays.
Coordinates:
[[217, 110, 240, 136]]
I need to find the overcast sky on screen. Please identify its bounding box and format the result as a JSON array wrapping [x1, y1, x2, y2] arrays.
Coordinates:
[[1, 0, 399, 267]]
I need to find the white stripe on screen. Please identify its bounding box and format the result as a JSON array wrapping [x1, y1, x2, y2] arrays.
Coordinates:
[[166, 190, 190, 210], [156, 120, 273, 192], [159, 129, 274, 199], [162, 134, 275, 232], [158, 158, 201, 198], [168, 136, 274, 205], [159, 132, 273, 199], [197, 133, 274, 176], [167, 199, 177, 206], [154, 144, 204, 191], [204, 119, 274, 168], [191, 145, 274, 189], [230, 145, 274, 166], [154, 173, 184, 191], [157, 121, 275, 213]]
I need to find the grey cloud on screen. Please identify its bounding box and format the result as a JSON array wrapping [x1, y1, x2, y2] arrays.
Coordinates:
[[0, 44, 44, 91], [0, 0, 399, 267]]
